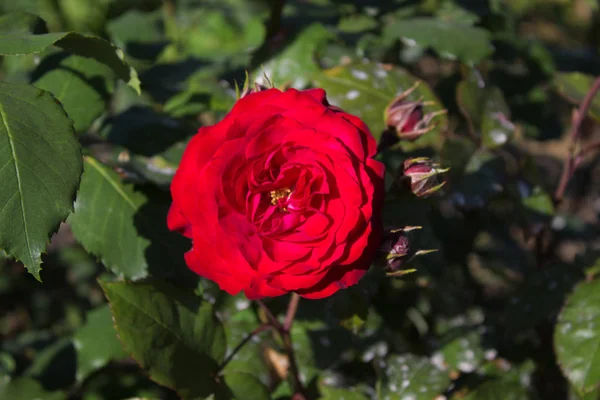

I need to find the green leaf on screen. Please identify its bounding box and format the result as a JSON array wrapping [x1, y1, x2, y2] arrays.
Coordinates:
[[554, 72, 600, 121], [100, 280, 229, 399], [378, 354, 451, 399], [319, 385, 369, 400], [313, 61, 446, 144], [457, 69, 514, 148], [0, 377, 65, 400], [555, 279, 600, 394], [462, 380, 529, 400], [255, 23, 335, 89], [383, 17, 493, 65], [0, 81, 82, 279], [106, 9, 165, 61], [0, 12, 140, 94], [223, 372, 269, 400], [164, 0, 265, 64], [438, 330, 485, 374], [0, 9, 45, 34], [67, 157, 149, 279], [73, 305, 127, 382], [33, 55, 113, 132]]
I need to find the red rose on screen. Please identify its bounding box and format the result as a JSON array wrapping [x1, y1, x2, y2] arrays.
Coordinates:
[[167, 88, 384, 299]]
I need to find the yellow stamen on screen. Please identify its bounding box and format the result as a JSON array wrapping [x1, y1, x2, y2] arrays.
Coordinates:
[[270, 188, 292, 206]]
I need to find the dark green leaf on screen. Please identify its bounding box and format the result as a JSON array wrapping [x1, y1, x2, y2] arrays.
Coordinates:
[[0, 377, 65, 400], [506, 264, 582, 333], [313, 61, 446, 144], [0, 12, 140, 94], [383, 17, 493, 65], [100, 280, 228, 399], [463, 380, 529, 400], [555, 279, 600, 394], [73, 305, 127, 382], [0, 81, 82, 279], [378, 354, 451, 399], [33, 55, 113, 132], [67, 157, 149, 279]]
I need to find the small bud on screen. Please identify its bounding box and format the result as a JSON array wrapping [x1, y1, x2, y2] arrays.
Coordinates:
[[385, 81, 447, 141], [386, 231, 411, 271], [235, 71, 272, 99], [403, 157, 449, 198], [240, 82, 269, 98], [382, 227, 438, 277]]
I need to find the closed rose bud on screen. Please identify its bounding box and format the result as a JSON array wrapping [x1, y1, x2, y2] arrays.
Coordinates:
[[383, 226, 435, 276], [403, 157, 448, 198], [385, 81, 447, 141], [387, 231, 411, 271]]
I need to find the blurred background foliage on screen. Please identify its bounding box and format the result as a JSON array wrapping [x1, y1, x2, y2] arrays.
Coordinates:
[[0, 0, 599, 399]]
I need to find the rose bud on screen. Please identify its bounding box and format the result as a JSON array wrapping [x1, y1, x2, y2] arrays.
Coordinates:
[[403, 157, 448, 198], [385, 81, 447, 141], [168, 88, 384, 299], [384, 226, 436, 276]]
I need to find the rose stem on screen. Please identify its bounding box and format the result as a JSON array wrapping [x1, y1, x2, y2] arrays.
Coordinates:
[[216, 324, 271, 373], [283, 292, 301, 332], [554, 77, 600, 204], [256, 299, 284, 331], [257, 294, 307, 398], [281, 293, 306, 399], [533, 77, 600, 268]]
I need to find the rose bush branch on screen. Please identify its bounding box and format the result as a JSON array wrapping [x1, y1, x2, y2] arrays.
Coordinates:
[[217, 323, 271, 373], [257, 294, 306, 397], [554, 76, 600, 204]]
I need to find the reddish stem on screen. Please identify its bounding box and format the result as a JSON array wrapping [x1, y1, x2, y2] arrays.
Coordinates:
[[257, 295, 306, 398], [554, 77, 600, 203]]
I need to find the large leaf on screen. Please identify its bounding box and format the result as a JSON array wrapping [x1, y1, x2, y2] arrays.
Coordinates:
[[0, 12, 140, 93], [33, 54, 113, 132], [67, 157, 149, 279], [0, 81, 82, 279], [0, 377, 65, 400], [254, 23, 335, 89], [73, 305, 127, 382], [313, 61, 446, 144], [378, 354, 451, 399], [554, 72, 600, 121], [100, 280, 229, 399], [555, 279, 600, 394], [383, 17, 493, 65]]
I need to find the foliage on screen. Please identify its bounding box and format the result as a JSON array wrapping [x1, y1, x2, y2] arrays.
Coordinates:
[[1, 0, 599, 399]]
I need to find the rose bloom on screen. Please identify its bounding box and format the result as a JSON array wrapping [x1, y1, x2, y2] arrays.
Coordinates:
[[168, 88, 384, 299]]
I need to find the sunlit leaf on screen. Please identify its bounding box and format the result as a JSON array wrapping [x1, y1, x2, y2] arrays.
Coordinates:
[[555, 279, 600, 394], [0, 81, 82, 279]]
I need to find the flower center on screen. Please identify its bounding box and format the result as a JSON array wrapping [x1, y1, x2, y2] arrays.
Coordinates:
[[269, 187, 292, 210]]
